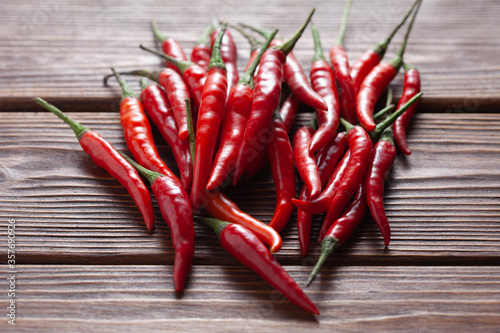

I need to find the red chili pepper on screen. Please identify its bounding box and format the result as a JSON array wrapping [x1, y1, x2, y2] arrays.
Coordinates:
[[122, 154, 194, 292], [294, 125, 321, 198], [140, 80, 193, 190], [309, 22, 341, 152], [191, 24, 228, 210], [393, 64, 421, 155], [195, 216, 319, 315], [35, 98, 155, 231], [356, 1, 421, 131], [306, 183, 366, 286], [364, 128, 397, 247], [191, 24, 215, 71], [210, 26, 239, 95], [151, 20, 187, 74], [232, 9, 315, 186], [350, 0, 420, 91], [207, 30, 277, 191], [267, 109, 296, 233]]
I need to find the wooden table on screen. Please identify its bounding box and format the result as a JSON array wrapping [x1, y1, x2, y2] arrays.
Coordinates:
[[1, 0, 499, 331]]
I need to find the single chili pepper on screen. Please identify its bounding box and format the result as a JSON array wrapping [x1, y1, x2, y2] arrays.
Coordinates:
[[210, 25, 238, 95], [195, 216, 319, 315], [35, 98, 155, 230], [356, 1, 421, 131], [393, 64, 421, 155], [122, 153, 194, 293], [318, 126, 372, 241], [151, 20, 187, 74], [207, 29, 278, 191], [110, 69, 181, 186], [191, 23, 215, 71], [267, 109, 296, 233], [140, 79, 193, 190], [191, 24, 228, 210], [309, 21, 341, 152], [294, 124, 321, 198], [350, 0, 420, 91], [232, 9, 315, 186], [364, 128, 397, 248], [306, 183, 366, 286]]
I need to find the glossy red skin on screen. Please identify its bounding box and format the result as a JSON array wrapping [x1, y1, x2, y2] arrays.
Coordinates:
[[205, 192, 282, 252], [267, 114, 296, 233], [159, 68, 191, 141], [356, 62, 397, 132], [309, 59, 341, 152], [162, 37, 187, 74], [364, 140, 397, 247], [182, 64, 207, 110], [211, 28, 239, 95], [393, 68, 421, 155], [233, 49, 285, 185], [292, 150, 350, 215], [294, 126, 321, 198], [191, 67, 228, 210], [152, 176, 194, 292], [207, 84, 253, 191], [140, 84, 193, 190], [79, 130, 154, 230], [244, 49, 259, 72], [350, 49, 382, 92], [190, 43, 211, 71], [324, 183, 366, 245], [330, 45, 357, 124], [318, 127, 372, 241], [219, 223, 319, 315]]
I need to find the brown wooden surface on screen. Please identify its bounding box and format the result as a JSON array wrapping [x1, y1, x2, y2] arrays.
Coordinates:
[[1, 0, 500, 332]]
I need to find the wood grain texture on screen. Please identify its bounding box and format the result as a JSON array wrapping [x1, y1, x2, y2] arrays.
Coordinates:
[[0, 265, 498, 332], [1, 111, 500, 265], [1, 0, 500, 111]]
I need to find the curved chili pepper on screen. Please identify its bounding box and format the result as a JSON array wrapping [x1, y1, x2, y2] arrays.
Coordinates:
[[191, 25, 228, 210], [110, 69, 181, 185], [365, 128, 397, 247], [393, 64, 421, 155], [306, 183, 366, 286], [122, 154, 194, 292], [35, 98, 155, 230], [207, 30, 277, 191], [356, 1, 421, 131], [151, 20, 187, 74], [267, 110, 296, 233], [309, 22, 341, 152], [294, 125, 321, 198], [232, 9, 315, 186], [318, 126, 372, 241], [350, 0, 420, 91], [195, 216, 319, 315], [140, 80, 193, 190], [191, 24, 215, 71], [210, 26, 238, 95]]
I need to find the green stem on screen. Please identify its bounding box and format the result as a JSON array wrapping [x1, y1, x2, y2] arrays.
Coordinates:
[[194, 216, 230, 237], [196, 23, 215, 46], [103, 69, 159, 86], [311, 21, 325, 62], [371, 92, 423, 139], [373, 104, 395, 121], [275, 8, 315, 56], [340, 117, 355, 132], [238, 23, 274, 40], [150, 19, 167, 43], [34, 98, 88, 140], [209, 23, 227, 70], [140, 44, 194, 74], [120, 153, 163, 184], [239, 29, 278, 89], [391, 0, 422, 71], [374, 0, 420, 57], [386, 88, 393, 108], [110, 68, 136, 99], [403, 62, 416, 71], [379, 127, 395, 145], [230, 23, 263, 52], [140, 77, 149, 90], [308, 112, 318, 130], [185, 98, 196, 164], [336, 0, 352, 46], [305, 237, 338, 286]]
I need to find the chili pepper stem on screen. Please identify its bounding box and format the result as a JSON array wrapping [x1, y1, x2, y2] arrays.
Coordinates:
[[391, 0, 422, 70], [209, 23, 228, 69], [140, 44, 192, 74], [120, 153, 163, 184], [110, 68, 136, 99], [340, 117, 355, 132], [379, 127, 395, 145], [197, 23, 215, 46], [373, 104, 395, 121], [185, 98, 196, 162], [35, 98, 87, 139], [306, 237, 339, 286], [386, 88, 394, 108], [139, 77, 149, 90], [311, 21, 324, 62], [194, 216, 230, 237], [150, 19, 167, 43], [230, 23, 263, 52], [275, 8, 315, 56], [103, 69, 159, 87], [336, 0, 352, 46], [239, 29, 278, 88], [238, 23, 274, 40]]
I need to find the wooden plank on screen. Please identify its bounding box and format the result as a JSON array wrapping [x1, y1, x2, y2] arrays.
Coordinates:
[[1, 112, 500, 265], [1, 265, 498, 332], [1, 0, 500, 112]]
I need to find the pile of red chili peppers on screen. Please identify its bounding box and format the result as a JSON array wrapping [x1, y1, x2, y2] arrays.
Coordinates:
[[35, 0, 424, 315]]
